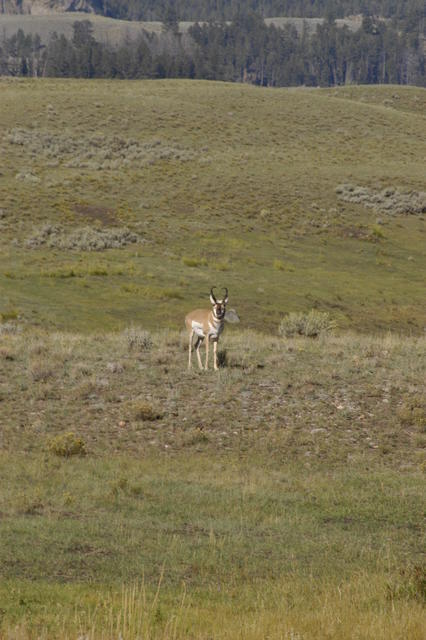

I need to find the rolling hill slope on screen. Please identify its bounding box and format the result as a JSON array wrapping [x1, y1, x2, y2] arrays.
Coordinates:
[[0, 79, 425, 333]]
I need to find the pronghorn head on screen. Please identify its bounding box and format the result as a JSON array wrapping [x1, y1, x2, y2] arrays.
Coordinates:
[[210, 287, 228, 320]]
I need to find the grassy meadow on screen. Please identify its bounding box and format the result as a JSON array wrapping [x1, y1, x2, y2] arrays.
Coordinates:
[[0, 328, 425, 638], [0, 79, 425, 638]]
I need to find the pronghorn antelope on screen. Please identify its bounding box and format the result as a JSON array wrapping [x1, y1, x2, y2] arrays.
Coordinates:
[[185, 287, 229, 371]]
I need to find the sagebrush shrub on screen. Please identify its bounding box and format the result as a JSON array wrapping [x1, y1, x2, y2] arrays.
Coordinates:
[[123, 327, 153, 352], [25, 225, 142, 251], [48, 432, 86, 457], [278, 310, 336, 338], [6, 128, 197, 170], [336, 184, 426, 216]]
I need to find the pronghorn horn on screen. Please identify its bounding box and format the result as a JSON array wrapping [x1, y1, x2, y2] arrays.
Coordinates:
[[222, 287, 228, 300], [210, 287, 217, 303]]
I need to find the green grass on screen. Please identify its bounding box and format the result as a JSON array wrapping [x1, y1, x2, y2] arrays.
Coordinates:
[[0, 328, 425, 638], [0, 456, 424, 639], [0, 79, 425, 334]]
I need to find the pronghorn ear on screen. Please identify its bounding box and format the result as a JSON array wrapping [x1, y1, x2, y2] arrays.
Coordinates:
[[210, 293, 216, 305]]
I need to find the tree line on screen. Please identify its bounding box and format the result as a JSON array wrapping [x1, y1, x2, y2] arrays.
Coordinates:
[[0, 12, 424, 86], [74, 0, 426, 22]]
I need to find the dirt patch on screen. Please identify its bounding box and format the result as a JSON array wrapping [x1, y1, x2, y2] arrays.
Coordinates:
[[74, 204, 116, 227], [337, 226, 371, 240]]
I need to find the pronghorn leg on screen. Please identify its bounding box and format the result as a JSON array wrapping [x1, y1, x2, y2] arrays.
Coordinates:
[[205, 335, 209, 370], [195, 337, 203, 370], [188, 330, 194, 369], [213, 340, 218, 371]]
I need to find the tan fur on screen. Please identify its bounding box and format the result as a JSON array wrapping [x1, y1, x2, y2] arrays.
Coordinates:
[[185, 309, 212, 335]]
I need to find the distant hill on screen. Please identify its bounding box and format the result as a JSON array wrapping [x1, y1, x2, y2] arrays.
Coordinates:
[[0, 11, 364, 45], [0, 0, 95, 14], [0, 11, 166, 44]]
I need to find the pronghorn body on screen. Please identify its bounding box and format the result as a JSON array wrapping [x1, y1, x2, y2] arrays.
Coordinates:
[[186, 288, 228, 370]]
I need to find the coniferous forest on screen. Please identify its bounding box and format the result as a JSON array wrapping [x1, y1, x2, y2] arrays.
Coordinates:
[[66, 0, 426, 22], [0, 1, 424, 85]]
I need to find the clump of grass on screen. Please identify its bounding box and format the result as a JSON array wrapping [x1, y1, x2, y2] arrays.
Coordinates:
[[0, 346, 15, 360], [25, 224, 142, 251], [15, 170, 40, 183], [123, 326, 153, 352], [273, 259, 285, 271], [29, 358, 56, 382], [370, 224, 385, 240], [159, 287, 183, 299], [106, 361, 125, 374], [182, 426, 210, 447], [211, 260, 230, 271], [132, 401, 163, 421], [16, 493, 44, 516], [397, 396, 426, 431], [0, 308, 19, 322], [387, 565, 426, 603], [278, 309, 336, 338], [182, 256, 208, 268], [0, 322, 20, 335], [47, 432, 86, 457], [336, 184, 426, 216]]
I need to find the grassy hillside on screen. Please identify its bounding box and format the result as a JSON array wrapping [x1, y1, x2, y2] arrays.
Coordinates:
[[1, 79, 425, 334], [0, 328, 425, 638]]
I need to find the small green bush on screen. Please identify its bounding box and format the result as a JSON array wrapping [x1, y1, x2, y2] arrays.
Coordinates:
[[211, 261, 230, 271], [132, 401, 163, 421], [397, 397, 426, 431], [182, 256, 208, 267], [273, 259, 285, 271], [48, 432, 86, 457], [370, 224, 385, 239], [279, 310, 336, 338], [0, 308, 19, 322]]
